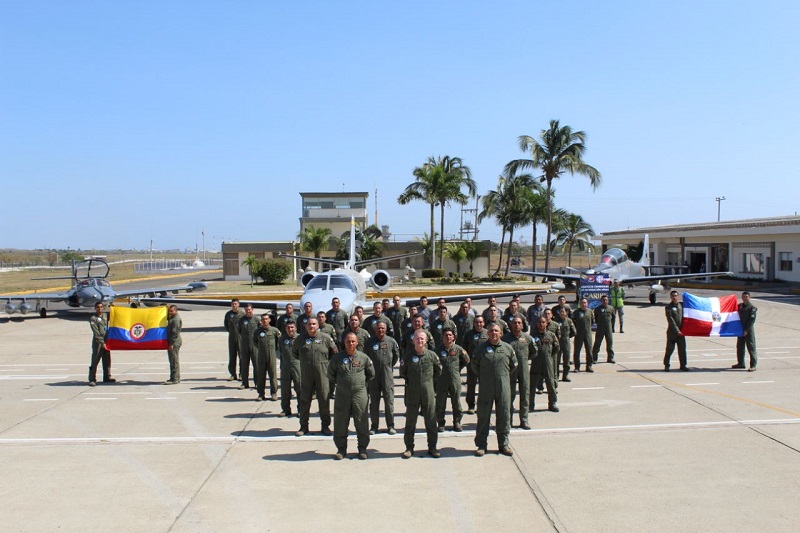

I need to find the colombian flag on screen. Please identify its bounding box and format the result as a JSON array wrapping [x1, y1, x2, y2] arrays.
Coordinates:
[[681, 293, 743, 337], [106, 306, 168, 350]]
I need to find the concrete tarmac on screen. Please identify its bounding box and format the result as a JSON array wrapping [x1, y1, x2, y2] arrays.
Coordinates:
[[1, 288, 799, 532]]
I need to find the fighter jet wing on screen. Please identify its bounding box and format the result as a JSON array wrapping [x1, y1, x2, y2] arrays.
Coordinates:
[[115, 281, 208, 298], [138, 296, 299, 311], [511, 270, 583, 283], [618, 271, 733, 285], [0, 291, 69, 303], [403, 288, 555, 307]]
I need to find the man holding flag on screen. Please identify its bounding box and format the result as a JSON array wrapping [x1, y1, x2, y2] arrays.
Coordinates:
[[733, 291, 758, 371], [664, 291, 688, 371], [165, 304, 182, 384]]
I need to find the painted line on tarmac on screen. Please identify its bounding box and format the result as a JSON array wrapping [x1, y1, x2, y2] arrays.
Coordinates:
[[0, 375, 69, 380], [0, 369, 25, 372], [85, 391, 149, 395], [571, 386, 604, 390], [687, 382, 720, 386], [742, 380, 775, 384], [23, 398, 59, 402], [45, 368, 69, 371], [2, 418, 799, 446]]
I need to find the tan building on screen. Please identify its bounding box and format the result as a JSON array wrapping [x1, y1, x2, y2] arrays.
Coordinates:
[[300, 192, 368, 236], [598, 215, 800, 283]]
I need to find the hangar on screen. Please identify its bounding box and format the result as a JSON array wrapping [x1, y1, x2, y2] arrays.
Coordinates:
[[597, 215, 800, 283]]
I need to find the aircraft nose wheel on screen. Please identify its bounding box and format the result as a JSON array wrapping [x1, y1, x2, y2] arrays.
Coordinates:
[[39, 308, 47, 318], [649, 292, 656, 304]]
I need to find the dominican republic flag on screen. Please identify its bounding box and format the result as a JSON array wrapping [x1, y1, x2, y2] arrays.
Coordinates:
[[106, 305, 169, 350], [681, 293, 743, 337]]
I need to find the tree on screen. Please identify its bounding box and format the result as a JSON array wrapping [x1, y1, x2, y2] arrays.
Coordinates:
[[461, 240, 483, 274], [549, 213, 596, 267], [299, 226, 336, 271], [335, 225, 384, 262], [516, 183, 550, 278], [505, 120, 601, 275], [414, 232, 436, 266], [479, 172, 535, 276], [241, 255, 259, 287], [398, 155, 476, 269], [444, 242, 467, 276]]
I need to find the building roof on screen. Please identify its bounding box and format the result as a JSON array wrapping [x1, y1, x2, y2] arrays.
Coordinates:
[[300, 191, 369, 198], [599, 215, 800, 239]]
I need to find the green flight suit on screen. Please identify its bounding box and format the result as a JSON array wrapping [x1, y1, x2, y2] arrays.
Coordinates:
[[736, 302, 758, 368], [664, 301, 687, 369], [167, 313, 182, 382], [530, 329, 559, 411], [325, 308, 349, 343], [279, 332, 301, 415], [365, 335, 400, 431], [435, 342, 469, 427], [363, 314, 395, 338], [452, 312, 474, 346], [502, 332, 533, 426], [327, 350, 374, 455], [401, 328, 434, 355], [88, 313, 111, 382], [463, 327, 488, 410], [399, 348, 441, 452], [253, 325, 280, 397], [224, 308, 245, 379], [471, 341, 517, 450], [592, 305, 615, 362], [319, 323, 337, 340], [572, 308, 594, 370], [385, 305, 408, 342], [502, 311, 529, 332], [238, 315, 260, 388], [293, 332, 337, 431], [429, 317, 457, 349], [558, 317, 576, 380]]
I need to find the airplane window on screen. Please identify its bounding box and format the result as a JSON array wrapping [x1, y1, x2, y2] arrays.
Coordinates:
[[329, 275, 356, 291], [305, 275, 329, 291], [600, 248, 627, 266]]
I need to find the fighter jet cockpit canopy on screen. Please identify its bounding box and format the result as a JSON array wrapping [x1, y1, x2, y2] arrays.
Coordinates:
[[598, 248, 628, 268]]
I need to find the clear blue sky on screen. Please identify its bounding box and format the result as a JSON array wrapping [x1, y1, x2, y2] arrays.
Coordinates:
[[2, 1, 798, 251]]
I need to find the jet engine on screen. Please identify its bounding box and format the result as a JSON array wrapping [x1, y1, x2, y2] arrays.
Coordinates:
[[19, 302, 33, 315], [300, 270, 319, 287], [369, 270, 392, 293], [4, 302, 18, 314]]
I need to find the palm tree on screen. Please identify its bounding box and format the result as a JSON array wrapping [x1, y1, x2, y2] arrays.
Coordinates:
[[414, 232, 436, 268], [299, 226, 336, 271], [550, 213, 596, 267], [444, 242, 467, 276], [335, 224, 385, 262], [398, 155, 476, 269], [505, 120, 601, 275], [516, 181, 550, 279], [461, 240, 483, 275], [479, 172, 535, 276], [241, 255, 259, 287]]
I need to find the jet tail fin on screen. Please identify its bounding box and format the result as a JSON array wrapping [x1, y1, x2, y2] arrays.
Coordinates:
[[641, 234, 651, 267], [346, 216, 357, 269]]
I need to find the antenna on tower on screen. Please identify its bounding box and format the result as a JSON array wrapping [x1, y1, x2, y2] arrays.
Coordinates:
[[374, 188, 378, 226]]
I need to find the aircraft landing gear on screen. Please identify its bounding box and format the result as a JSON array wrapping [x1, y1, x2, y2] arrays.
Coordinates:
[[649, 292, 657, 304], [39, 308, 47, 318]]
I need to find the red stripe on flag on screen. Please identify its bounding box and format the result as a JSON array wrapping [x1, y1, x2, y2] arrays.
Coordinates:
[[681, 317, 712, 336], [105, 340, 169, 351]]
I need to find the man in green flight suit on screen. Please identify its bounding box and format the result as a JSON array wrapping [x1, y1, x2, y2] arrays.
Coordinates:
[[253, 313, 281, 401], [572, 298, 595, 372], [472, 323, 517, 456], [592, 295, 615, 364], [278, 321, 301, 417], [503, 317, 532, 430], [733, 291, 758, 371], [165, 305, 182, 384], [400, 329, 442, 458], [435, 328, 470, 432], [530, 316, 560, 413], [88, 302, 114, 386], [664, 290, 688, 371], [365, 321, 400, 435], [223, 299, 245, 381], [237, 304, 260, 389], [327, 331, 374, 460], [293, 318, 338, 436]]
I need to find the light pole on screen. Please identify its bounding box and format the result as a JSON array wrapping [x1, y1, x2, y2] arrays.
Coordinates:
[[715, 196, 726, 222]]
